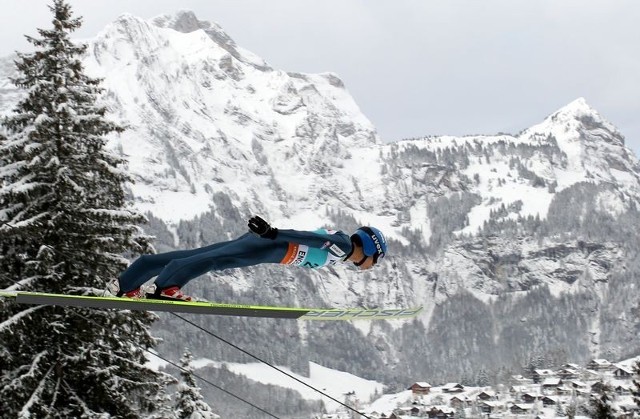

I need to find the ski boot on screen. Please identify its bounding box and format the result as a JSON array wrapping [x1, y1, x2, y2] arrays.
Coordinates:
[[151, 286, 193, 302]]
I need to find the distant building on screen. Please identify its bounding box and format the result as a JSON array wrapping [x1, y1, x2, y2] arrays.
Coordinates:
[[511, 404, 532, 414], [532, 369, 556, 383], [614, 384, 633, 396], [367, 410, 393, 419], [510, 375, 533, 385], [478, 401, 503, 415], [509, 385, 530, 396], [587, 359, 614, 371], [476, 390, 496, 401], [448, 395, 471, 409], [562, 363, 581, 370], [394, 406, 415, 417], [441, 383, 464, 393], [613, 365, 634, 379], [521, 392, 539, 404], [557, 367, 580, 380], [408, 382, 432, 396], [582, 369, 602, 381], [566, 380, 588, 389], [542, 378, 563, 395], [426, 406, 454, 419]]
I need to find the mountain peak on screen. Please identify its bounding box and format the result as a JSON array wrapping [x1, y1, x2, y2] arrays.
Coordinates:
[[564, 96, 590, 112], [151, 11, 269, 70], [523, 97, 622, 143], [516, 97, 637, 192], [549, 97, 603, 123], [108, 13, 147, 31], [151, 10, 202, 33]]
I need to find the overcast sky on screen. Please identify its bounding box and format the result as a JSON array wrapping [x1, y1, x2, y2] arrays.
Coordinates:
[[2, 0, 639, 154]]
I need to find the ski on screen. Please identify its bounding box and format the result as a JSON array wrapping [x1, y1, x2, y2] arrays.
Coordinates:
[[0, 291, 422, 321]]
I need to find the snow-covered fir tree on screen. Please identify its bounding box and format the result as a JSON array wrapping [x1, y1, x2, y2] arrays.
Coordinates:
[[566, 401, 577, 419], [0, 1, 171, 417], [147, 376, 179, 419], [175, 350, 219, 419], [587, 382, 617, 419], [634, 361, 640, 411]]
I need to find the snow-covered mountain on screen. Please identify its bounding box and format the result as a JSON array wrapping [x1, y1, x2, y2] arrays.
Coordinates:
[[82, 11, 379, 226], [2, 10, 640, 415]]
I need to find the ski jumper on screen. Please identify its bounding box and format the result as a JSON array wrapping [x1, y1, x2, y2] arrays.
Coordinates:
[[119, 229, 352, 292]]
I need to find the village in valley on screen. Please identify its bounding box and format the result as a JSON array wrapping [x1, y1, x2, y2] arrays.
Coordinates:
[[330, 358, 640, 419]]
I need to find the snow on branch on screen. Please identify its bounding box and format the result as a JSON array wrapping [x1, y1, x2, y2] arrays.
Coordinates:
[[18, 364, 55, 419], [0, 306, 46, 333], [3, 277, 38, 292]]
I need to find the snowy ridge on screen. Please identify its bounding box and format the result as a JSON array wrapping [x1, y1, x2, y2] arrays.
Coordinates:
[[522, 97, 639, 191], [151, 10, 270, 70], [387, 98, 640, 240]]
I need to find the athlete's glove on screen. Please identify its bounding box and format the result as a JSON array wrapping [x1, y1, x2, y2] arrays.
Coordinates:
[[248, 216, 278, 239]]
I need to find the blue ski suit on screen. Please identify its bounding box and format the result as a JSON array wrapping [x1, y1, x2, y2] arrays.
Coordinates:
[[119, 228, 353, 292]]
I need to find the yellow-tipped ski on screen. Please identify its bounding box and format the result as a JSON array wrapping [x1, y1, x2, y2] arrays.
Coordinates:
[[0, 291, 422, 321]]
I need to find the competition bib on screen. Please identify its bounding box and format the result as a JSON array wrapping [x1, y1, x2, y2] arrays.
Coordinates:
[[280, 243, 344, 269]]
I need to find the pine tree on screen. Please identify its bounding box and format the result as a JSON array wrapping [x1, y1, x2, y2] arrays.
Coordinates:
[[454, 406, 466, 419], [147, 379, 178, 419], [0, 1, 170, 417], [175, 350, 218, 419], [475, 368, 490, 386], [566, 399, 577, 419], [633, 361, 640, 411], [587, 382, 617, 419]]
